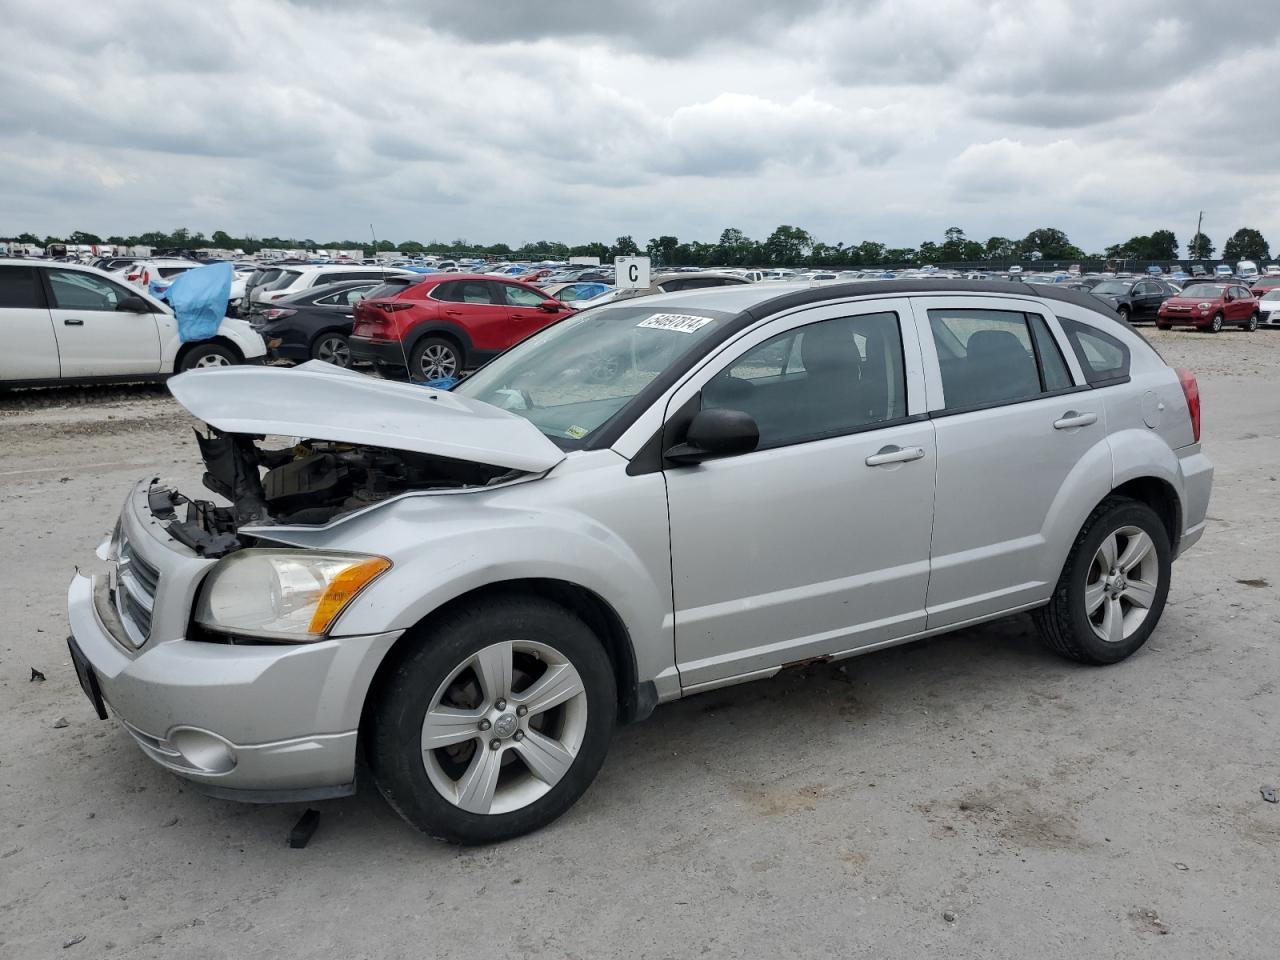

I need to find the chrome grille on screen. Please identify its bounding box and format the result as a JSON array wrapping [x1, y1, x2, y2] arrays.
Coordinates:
[[116, 534, 160, 646]]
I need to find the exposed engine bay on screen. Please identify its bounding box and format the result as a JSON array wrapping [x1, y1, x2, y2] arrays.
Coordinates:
[[152, 425, 525, 557]]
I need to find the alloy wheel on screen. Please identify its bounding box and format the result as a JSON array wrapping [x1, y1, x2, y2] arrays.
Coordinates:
[[1084, 525, 1160, 644], [193, 352, 231, 368], [421, 640, 588, 815], [419, 344, 459, 380], [315, 335, 351, 367]]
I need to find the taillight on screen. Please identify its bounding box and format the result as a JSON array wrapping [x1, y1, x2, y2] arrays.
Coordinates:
[[263, 308, 296, 320], [380, 302, 413, 313], [1175, 368, 1200, 442]]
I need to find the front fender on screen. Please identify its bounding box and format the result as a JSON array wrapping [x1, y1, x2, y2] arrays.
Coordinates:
[[216, 317, 268, 359], [258, 470, 675, 693]]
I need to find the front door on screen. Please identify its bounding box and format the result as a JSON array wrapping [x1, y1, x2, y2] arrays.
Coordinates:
[[911, 296, 1108, 628], [0, 264, 59, 380], [663, 300, 937, 691], [44, 268, 161, 377], [498, 282, 562, 348]]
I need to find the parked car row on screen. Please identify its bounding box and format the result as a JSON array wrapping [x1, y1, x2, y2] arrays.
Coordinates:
[[0, 259, 266, 386]]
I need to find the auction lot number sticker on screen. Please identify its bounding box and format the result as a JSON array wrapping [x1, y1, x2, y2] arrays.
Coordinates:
[[637, 313, 714, 333]]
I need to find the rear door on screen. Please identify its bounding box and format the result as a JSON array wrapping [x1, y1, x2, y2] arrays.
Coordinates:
[[911, 295, 1109, 628], [0, 265, 59, 380], [432, 280, 511, 353], [44, 268, 162, 377]]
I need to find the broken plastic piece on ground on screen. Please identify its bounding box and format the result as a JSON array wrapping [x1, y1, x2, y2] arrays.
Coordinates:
[[1262, 786, 1279, 803], [289, 808, 321, 848], [30, 668, 46, 682]]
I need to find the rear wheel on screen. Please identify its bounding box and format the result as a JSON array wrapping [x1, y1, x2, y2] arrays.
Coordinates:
[[1209, 312, 1224, 333], [1116, 306, 1130, 323], [410, 336, 463, 382], [1033, 497, 1171, 665], [368, 595, 616, 844], [1247, 311, 1259, 332], [178, 343, 237, 371], [311, 332, 352, 367]]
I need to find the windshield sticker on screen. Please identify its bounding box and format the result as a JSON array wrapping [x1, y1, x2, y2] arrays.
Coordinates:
[[637, 313, 714, 334], [565, 425, 589, 440]]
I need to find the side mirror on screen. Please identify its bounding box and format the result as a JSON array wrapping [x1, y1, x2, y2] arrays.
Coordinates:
[[538, 299, 563, 313], [116, 294, 152, 313], [665, 408, 760, 465]]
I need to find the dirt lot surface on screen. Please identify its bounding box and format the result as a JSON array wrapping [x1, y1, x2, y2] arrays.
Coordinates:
[[2, 329, 1278, 959]]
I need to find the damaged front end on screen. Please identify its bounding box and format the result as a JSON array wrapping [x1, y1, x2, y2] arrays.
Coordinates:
[[154, 426, 527, 558]]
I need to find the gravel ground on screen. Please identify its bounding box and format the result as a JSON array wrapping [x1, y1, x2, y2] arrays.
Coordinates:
[[1, 329, 1277, 959]]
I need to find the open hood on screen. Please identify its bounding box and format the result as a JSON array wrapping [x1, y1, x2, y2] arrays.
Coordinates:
[[168, 361, 565, 473]]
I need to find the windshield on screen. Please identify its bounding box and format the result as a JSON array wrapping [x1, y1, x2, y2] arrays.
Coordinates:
[[1180, 284, 1225, 299], [454, 304, 734, 447], [1091, 281, 1133, 295]]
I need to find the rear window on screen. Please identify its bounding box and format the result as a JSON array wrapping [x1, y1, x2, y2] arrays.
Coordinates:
[[1058, 317, 1130, 385], [262, 270, 301, 291], [0, 266, 45, 308], [365, 277, 423, 300]]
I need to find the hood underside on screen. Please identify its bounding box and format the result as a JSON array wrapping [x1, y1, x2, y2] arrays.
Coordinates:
[[168, 360, 566, 473]]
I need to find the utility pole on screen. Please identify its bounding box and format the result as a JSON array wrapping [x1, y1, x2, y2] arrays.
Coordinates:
[[1191, 210, 1203, 259]]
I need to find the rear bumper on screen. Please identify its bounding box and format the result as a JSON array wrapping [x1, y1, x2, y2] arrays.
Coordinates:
[[1176, 448, 1214, 557], [349, 336, 408, 368], [67, 571, 400, 797]]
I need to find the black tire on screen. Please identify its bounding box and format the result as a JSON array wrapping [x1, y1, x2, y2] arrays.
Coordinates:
[[310, 332, 352, 367], [1033, 496, 1171, 665], [1116, 306, 1130, 323], [409, 335, 463, 382], [1209, 312, 1224, 333], [1247, 312, 1259, 332], [1156, 323, 1172, 331], [178, 343, 238, 371], [368, 594, 616, 844]]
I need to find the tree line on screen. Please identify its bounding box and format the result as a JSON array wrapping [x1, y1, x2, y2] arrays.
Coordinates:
[[4, 224, 1272, 267]]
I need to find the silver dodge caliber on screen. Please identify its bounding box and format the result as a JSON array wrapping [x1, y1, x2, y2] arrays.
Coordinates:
[[68, 280, 1213, 843]]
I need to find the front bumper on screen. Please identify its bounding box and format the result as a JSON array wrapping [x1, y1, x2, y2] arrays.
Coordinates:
[[65, 483, 402, 799]]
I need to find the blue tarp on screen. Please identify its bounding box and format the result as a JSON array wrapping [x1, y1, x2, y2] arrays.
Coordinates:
[[159, 262, 232, 342]]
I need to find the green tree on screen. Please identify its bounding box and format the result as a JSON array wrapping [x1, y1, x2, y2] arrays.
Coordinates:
[[853, 240, 886, 265], [984, 236, 1015, 259], [1019, 227, 1083, 260], [609, 235, 640, 259], [1147, 229, 1178, 260], [568, 241, 609, 260], [646, 235, 680, 266], [68, 230, 102, 244], [1187, 232, 1214, 259], [1222, 227, 1270, 262], [762, 225, 813, 265], [917, 240, 941, 262], [211, 230, 235, 247]]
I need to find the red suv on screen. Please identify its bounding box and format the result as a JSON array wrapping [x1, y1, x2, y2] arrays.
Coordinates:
[[350, 274, 573, 380], [1156, 281, 1259, 332]]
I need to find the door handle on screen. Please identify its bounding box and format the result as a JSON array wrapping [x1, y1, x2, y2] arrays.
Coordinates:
[[63, 318, 84, 326], [1053, 411, 1097, 430], [865, 445, 925, 467], [343, 314, 353, 319]]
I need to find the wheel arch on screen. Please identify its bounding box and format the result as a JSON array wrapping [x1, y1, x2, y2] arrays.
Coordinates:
[[359, 578, 648, 743], [406, 321, 473, 366], [1111, 475, 1181, 555], [173, 336, 244, 371]]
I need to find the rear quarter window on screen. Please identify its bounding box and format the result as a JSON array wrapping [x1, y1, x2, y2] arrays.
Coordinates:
[[1058, 317, 1130, 385]]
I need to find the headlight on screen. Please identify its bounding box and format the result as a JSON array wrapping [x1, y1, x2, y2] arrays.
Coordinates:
[[195, 549, 391, 642], [1198, 302, 1211, 310]]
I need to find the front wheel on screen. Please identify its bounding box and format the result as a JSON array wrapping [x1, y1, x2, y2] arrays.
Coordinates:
[[1033, 497, 1171, 665], [178, 343, 237, 371], [1247, 312, 1259, 332], [410, 336, 463, 382], [1209, 312, 1224, 333], [1156, 323, 1172, 331], [368, 595, 616, 843]]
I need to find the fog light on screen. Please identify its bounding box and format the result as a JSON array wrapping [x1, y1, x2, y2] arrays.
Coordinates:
[[168, 727, 237, 774]]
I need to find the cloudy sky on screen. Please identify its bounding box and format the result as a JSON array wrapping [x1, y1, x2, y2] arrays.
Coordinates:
[[3, 0, 1278, 253]]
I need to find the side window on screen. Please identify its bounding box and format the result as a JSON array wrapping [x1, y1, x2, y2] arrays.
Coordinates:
[[344, 285, 372, 305], [928, 309, 1044, 409], [0, 267, 45, 308], [1027, 314, 1074, 391], [47, 270, 132, 311], [463, 281, 497, 304], [1057, 317, 1130, 385], [502, 284, 546, 307], [703, 312, 907, 448], [432, 280, 463, 302], [312, 290, 343, 306]]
